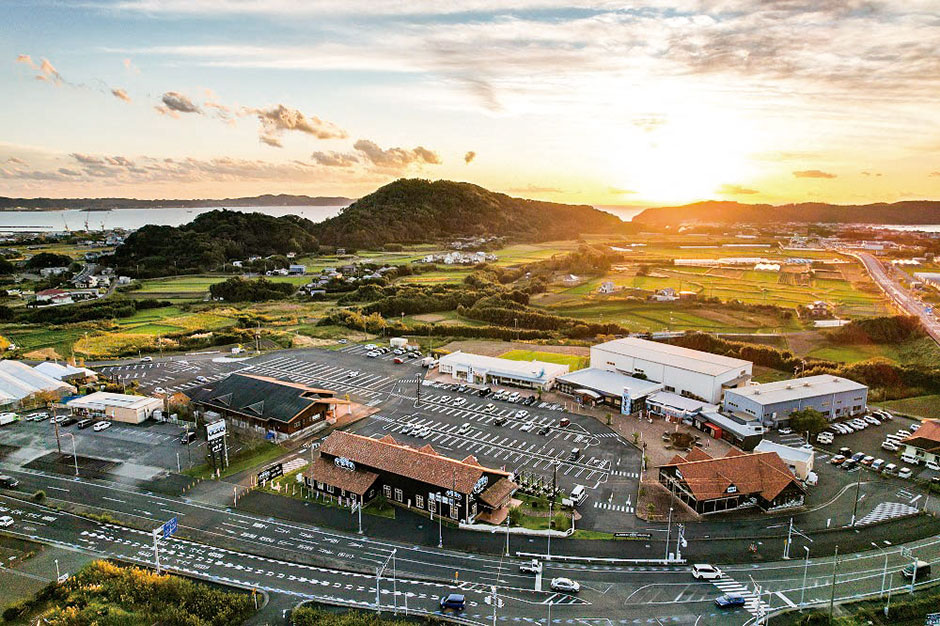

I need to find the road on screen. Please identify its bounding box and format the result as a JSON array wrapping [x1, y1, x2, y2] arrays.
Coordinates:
[[3, 467, 940, 625], [853, 251, 940, 345]]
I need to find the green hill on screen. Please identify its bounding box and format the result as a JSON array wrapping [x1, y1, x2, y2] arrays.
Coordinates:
[[632, 200, 940, 226], [312, 178, 627, 248]]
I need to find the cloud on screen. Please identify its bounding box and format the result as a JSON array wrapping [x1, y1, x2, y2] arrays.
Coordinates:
[[122, 57, 140, 74], [6, 157, 26, 165], [505, 184, 563, 195], [16, 54, 63, 85], [608, 186, 637, 195], [161, 91, 201, 114], [111, 87, 132, 102], [717, 184, 759, 195], [861, 171, 882, 177], [352, 139, 441, 170], [464, 151, 476, 164], [793, 170, 837, 179], [259, 135, 283, 148], [311, 151, 359, 167], [244, 104, 346, 142], [632, 115, 667, 133], [930, 171, 940, 177]]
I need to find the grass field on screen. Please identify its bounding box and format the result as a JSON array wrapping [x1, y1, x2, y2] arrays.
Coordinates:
[[499, 349, 588, 370], [396, 269, 472, 284], [875, 394, 940, 419]]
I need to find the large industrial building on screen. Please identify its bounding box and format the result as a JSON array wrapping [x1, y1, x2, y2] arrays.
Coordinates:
[[0, 360, 76, 410], [722, 375, 868, 427], [588, 338, 752, 404], [437, 351, 569, 390]]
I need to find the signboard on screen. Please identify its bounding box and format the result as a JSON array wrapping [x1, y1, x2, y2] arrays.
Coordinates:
[[206, 420, 226, 442], [153, 516, 178, 540], [926, 613, 940, 626], [208, 438, 225, 454], [257, 462, 283, 483], [614, 531, 652, 540], [334, 457, 356, 471], [472, 475, 489, 495]]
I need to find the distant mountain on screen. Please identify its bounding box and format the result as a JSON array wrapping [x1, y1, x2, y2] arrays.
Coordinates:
[[632, 200, 940, 226], [0, 194, 353, 211], [313, 178, 628, 248]]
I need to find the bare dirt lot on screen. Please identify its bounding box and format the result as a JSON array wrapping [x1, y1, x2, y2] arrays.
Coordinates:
[[438, 339, 590, 357]]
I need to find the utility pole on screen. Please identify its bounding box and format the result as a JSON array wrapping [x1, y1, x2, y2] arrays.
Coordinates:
[[546, 499, 553, 561], [375, 549, 397, 614], [850, 466, 863, 527], [67, 433, 78, 477], [871, 542, 889, 599], [828, 545, 839, 624], [664, 507, 673, 561], [53, 416, 61, 454]]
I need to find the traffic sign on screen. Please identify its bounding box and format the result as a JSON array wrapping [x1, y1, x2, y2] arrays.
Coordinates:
[[153, 517, 178, 540]]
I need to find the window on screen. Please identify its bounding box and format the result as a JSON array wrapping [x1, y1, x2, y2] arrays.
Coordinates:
[[316, 481, 323, 490], [429, 498, 437, 513], [394, 488, 403, 503], [383, 485, 392, 498], [450, 505, 458, 519], [416, 495, 424, 509], [326, 484, 334, 494]]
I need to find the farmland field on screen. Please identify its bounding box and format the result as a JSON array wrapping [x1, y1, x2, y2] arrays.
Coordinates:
[[499, 349, 588, 370]]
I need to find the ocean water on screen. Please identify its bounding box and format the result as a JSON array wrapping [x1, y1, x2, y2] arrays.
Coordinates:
[[0, 205, 349, 233]]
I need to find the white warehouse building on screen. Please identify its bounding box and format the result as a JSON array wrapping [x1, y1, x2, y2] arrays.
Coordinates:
[[437, 351, 569, 390], [722, 375, 868, 427], [589, 337, 752, 404]]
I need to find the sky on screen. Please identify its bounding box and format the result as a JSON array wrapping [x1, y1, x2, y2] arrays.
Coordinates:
[[1, 0, 939, 206]]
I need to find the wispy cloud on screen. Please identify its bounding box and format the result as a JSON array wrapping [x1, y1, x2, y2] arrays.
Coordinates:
[[16, 54, 64, 85], [464, 151, 476, 164], [160, 91, 201, 114], [352, 139, 440, 170], [793, 170, 837, 179], [717, 184, 759, 195], [311, 151, 359, 167], [111, 87, 132, 102]]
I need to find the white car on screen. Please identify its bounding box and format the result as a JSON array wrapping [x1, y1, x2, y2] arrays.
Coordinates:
[[365, 344, 377, 350], [0, 515, 13, 528], [453, 398, 467, 406], [348, 371, 359, 378], [516, 410, 529, 418], [93, 421, 111, 432], [519, 422, 535, 432], [483, 404, 496, 413], [550, 577, 580, 593], [925, 461, 940, 472], [440, 396, 452, 404], [154, 387, 166, 394], [864, 416, 881, 426], [338, 339, 348, 344], [898, 467, 913, 479], [692, 564, 723, 580], [140, 356, 153, 363], [778, 427, 793, 435], [399, 423, 414, 435], [195, 375, 209, 383]]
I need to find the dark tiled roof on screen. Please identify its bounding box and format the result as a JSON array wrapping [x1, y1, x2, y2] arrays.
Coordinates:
[[319, 431, 512, 493], [661, 450, 802, 502], [306, 456, 378, 495], [187, 373, 336, 424], [478, 477, 517, 508]]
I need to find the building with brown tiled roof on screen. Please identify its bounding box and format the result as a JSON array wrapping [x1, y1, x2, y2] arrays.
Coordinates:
[[900, 419, 940, 467], [306, 431, 518, 525], [658, 448, 805, 515]]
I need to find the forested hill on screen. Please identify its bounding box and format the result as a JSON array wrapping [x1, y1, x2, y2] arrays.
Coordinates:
[[0, 194, 352, 210], [632, 200, 940, 226], [108, 210, 319, 277], [312, 178, 627, 247]]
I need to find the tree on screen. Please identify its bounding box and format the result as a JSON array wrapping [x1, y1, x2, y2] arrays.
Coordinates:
[[0, 257, 15, 275], [787, 408, 829, 435], [25, 252, 72, 269]]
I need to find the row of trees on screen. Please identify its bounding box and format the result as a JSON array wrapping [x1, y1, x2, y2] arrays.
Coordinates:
[[209, 277, 295, 302]]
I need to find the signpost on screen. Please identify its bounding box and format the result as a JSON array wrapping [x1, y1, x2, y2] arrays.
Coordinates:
[[257, 462, 284, 485], [152, 517, 178, 574], [204, 419, 228, 473]]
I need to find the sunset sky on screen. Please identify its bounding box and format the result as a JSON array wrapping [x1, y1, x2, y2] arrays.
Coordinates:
[[1, 0, 939, 206]]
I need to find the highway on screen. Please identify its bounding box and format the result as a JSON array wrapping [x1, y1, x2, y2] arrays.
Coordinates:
[[853, 251, 940, 345], [3, 467, 940, 624]]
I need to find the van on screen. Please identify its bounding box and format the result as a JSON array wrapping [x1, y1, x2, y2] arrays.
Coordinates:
[[77, 419, 93, 429], [570, 484, 587, 505], [900, 454, 920, 466], [901, 560, 930, 581], [507, 391, 520, 401], [816, 433, 833, 444], [569, 448, 581, 461], [883, 463, 898, 475]]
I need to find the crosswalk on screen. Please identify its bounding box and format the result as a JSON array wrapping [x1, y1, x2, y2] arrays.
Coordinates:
[[854, 502, 919, 527], [593, 501, 634, 513], [711, 575, 770, 617]]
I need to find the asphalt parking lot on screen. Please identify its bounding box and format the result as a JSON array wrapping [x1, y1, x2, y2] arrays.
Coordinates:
[[347, 379, 641, 531], [97, 356, 250, 395]]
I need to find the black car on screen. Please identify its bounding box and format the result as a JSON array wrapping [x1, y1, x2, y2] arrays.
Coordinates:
[[180, 431, 197, 444], [538, 425, 551, 436], [842, 459, 858, 470], [478, 388, 492, 397], [59, 417, 78, 427], [494, 417, 508, 427], [77, 419, 93, 429], [0, 475, 19, 489]]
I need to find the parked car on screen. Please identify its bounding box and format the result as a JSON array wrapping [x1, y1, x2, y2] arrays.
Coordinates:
[[816, 433, 834, 444], [901, 560, 931, 580], [140, 356, 153, 362], [440, 396, 451, 403], [898, 467, 913, 479], [850, 452, 865, 463], [900, 453, 920, 466], [779, 427, 793, 435], [195, 375, 209, 383], [569, 448, 581, 461], [93, 421, 111, 432], [881, 441, 899, 452], [883, 463, 898, 476], [864, 416, 881, 426], [926, 461, 940, 472], [76, 419, 93, 429], [520, 422, 535, 432], [494, 417, 508, 427], [538, 425, 551, 436], [0, 475, 19, 488], [439, 593, 466, 612], [393, 357, 404, 364], [453, 397, 467, 406], [715, 594, 747, 608], [59, 417, 77, 427], [830, 455, 847, 466], [842, 459, 858, 471], [0, 516, 13, 528], [516, 410, 528, 418], [558, 418, 571, 428], [871, 459, 886, 472], [347, 370, 359, 378], [457, 422, 471, 434], [691, 564, 723, 580], [550, 577, 580, 593], [483, 403, 497, 413], [180, 430, 197, 444]]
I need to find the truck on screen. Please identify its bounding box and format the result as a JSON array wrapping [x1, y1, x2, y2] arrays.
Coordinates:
[[0, 413, 19, 426], [421, 356, 435, 368]]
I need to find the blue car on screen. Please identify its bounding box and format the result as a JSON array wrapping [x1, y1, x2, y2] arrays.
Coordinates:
[[714, 593, 746, 608], [440, 593, 466, 612]]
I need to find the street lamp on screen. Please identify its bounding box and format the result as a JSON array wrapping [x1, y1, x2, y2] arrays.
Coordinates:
[[800, 546, 810, 607], [871, 542, 889, 599], [664, 507, 673, 561]]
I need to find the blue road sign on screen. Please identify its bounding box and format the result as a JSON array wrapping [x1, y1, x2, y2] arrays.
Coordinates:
[[162, 517, 178, 540]]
